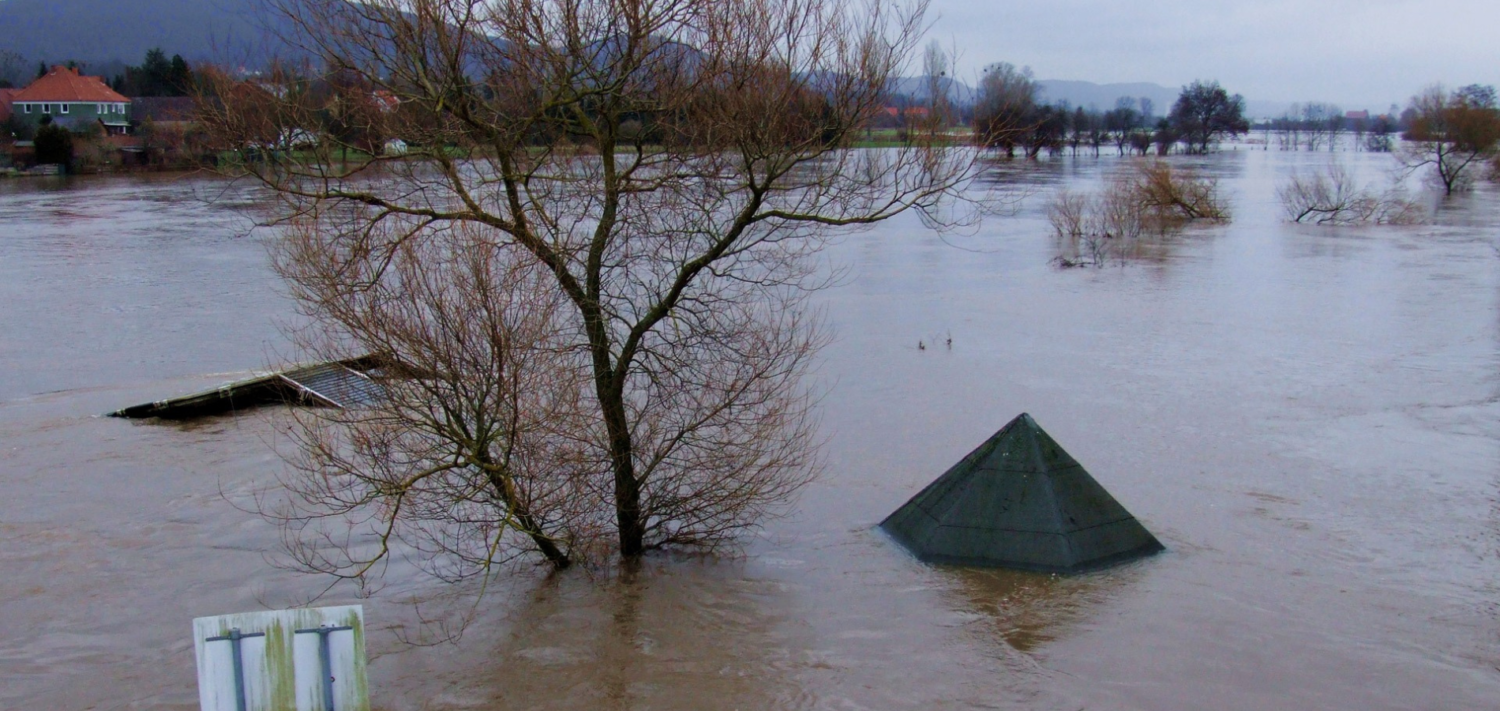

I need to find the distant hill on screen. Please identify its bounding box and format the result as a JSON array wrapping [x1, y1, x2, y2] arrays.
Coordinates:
[[2, 3, 1301, 118], [885, 76, 977, 106], [0, 0, 288, 71]]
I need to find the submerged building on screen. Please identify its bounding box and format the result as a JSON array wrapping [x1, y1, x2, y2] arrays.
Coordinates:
[[881, 413, 1163, 573]]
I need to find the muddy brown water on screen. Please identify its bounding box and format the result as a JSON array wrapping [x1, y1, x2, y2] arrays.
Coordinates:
[[3, 152, 1499, 710]]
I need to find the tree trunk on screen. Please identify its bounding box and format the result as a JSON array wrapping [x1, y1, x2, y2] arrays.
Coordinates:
[[477, 451, 572, 568], [581, 296, 647, 558], [593, 367, 645, 557]]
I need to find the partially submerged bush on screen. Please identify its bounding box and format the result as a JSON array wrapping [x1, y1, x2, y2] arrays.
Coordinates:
[[1047, 185, 1141, 266], [1130, 161, 1230, 223], [1277, 163, 1424, 225], [1048, 161, 1227, 266]]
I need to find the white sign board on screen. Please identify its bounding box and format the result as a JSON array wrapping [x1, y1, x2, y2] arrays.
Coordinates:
[[192, 605, 369, 711]]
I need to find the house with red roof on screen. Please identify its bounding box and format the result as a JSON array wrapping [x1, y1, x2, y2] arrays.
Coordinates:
[[8, 66, 131, 135]]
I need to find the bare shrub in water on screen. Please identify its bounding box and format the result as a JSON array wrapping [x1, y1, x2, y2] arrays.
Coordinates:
[[199, 0, 983, 580], [1277, 163, 1424, 225], [1129, 161, 1229, 223], [1048, 161, 1223, 266]]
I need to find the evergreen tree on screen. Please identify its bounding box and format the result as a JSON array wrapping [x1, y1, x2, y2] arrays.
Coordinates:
[[140, 48, 171, 96], [168, 55, 193, 95], [118, 49, 192, 97]]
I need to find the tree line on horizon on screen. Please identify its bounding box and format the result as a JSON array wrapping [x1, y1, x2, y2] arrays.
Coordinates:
[[6, 39, 1499, 199], [968, 63, 1250, 158], [0, 47, 195, 97]]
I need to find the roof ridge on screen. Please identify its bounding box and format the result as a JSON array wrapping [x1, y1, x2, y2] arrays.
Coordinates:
[[12, 66, 131, 104], [1024, 419, 1076, 565]]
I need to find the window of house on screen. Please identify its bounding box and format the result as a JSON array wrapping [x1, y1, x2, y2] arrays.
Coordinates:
[[98, 103, 105, 114], [23, 103, 31, 114], [60, 104, 69, 114], [42, 104, 50, 114]]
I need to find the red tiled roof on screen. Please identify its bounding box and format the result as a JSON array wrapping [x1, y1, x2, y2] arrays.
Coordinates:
[[13, 66, 130, 103]]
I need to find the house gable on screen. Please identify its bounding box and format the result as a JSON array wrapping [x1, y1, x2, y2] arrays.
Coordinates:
[[9, 67, 131, 133]]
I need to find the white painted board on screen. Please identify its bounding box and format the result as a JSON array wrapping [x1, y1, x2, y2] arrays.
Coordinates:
[[192, 605, 369, 711]]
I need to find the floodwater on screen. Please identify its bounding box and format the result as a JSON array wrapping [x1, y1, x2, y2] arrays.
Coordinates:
[[3, 150, 1500, 710]]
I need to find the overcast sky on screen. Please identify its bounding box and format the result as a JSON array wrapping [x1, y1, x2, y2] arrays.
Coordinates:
[[926, 0, 1500, 110]]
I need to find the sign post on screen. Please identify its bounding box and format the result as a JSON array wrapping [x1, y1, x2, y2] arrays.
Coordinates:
[[192, 605, 368, 711], [294, 625, 354, 711], [203, 628, 265, 711]]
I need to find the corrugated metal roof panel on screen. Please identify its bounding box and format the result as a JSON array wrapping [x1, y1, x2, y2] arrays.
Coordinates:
[[280, 363, 386, 408]]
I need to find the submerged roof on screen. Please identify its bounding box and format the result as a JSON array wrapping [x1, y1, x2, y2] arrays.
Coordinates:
[[109, 356, 388, 420], [13, 66, 130, 104], [881, 413, 1163, 574]]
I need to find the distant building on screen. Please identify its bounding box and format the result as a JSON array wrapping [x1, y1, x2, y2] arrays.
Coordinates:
[[881, 106, 930, 119], [371, 90, 400, 113], [1345, 110, 1370, 121], [8, 66, 132, 135], [875, 105, 932, 128]]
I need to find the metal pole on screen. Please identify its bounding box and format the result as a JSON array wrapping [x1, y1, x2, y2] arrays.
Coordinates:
[[206, 628, 265, 711], [295, 625, 352, 711]]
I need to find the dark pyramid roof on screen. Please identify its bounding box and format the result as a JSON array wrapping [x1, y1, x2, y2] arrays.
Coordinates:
[[881, 413, 1163, 573]]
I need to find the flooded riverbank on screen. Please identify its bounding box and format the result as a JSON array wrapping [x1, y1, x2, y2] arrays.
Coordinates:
[[3, 152, 1499, 710]]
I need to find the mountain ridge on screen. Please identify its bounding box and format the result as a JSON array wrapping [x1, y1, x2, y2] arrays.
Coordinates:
[[0, 0, 1303, 116], [0, 0, 291, 75]]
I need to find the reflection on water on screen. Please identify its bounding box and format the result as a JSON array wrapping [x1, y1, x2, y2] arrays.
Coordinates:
[[946, 566, 1111, 654], [3, 152, 1500, 710], [472, 564, 811, 711]]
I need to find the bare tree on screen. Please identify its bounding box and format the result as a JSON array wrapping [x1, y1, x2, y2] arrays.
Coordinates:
[[0, 50, 27, 88], [1325, 106, 1345, 151], [1048, 181, 1143, 267], [1277, 163, 1423, 225], [971, 61, 1037, 157], [1398, 84, 1500, 195], [1047, 160, 1227, 267], [1350, 114, 1367, 152], [270, 225, 597, 577], [1104, 96, 1140, 156], [1168, 80, 1249, 154], [200, 0, 977, 579], [1273, 104, 1301, 151], [1299, 102, 1341, 152], [1365, 114, 1396, 152]]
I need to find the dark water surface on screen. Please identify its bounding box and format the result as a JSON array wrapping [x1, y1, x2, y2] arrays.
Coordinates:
[[3, 153, 1499, 710]]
